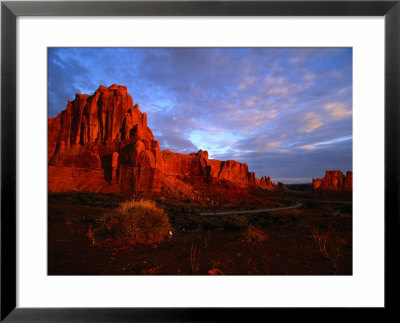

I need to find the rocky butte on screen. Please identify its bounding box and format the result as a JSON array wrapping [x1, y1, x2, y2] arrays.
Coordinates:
[[312, 170, 353, 193], [48, 84, 276, 195]]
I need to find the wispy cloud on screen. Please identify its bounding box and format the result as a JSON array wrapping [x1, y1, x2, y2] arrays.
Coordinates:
[[299, 112, 323, 133], [300, 136, 352, 151], [48, 47, 352, 182], [324, 102, 352, 120], [238, 76, 257, 91]]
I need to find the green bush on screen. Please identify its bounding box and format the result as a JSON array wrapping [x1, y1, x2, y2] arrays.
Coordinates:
[[100, 199, 171, 245]]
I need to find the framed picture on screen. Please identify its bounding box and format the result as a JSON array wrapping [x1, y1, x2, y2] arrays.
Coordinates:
[[1, 0, 399, 320]]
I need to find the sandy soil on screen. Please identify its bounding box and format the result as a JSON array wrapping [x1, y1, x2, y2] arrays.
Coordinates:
[[48, 190, 352, 275]]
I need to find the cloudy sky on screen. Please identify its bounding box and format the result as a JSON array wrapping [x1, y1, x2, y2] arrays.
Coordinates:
[[48, 48, 352, 183]]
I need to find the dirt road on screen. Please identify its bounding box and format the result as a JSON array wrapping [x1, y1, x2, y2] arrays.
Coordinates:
[[199, 202, 302, 216]]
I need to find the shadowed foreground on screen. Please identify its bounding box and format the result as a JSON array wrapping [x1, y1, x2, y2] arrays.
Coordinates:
[[48, 190, 352, 275]]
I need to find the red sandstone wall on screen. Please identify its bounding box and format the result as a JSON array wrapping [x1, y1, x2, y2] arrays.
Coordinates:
[[48, 84, 270, 194], [312, 170, 352, 193]]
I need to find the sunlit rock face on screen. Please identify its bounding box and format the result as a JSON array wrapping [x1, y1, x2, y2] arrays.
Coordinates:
[[162, 149, 259, 188], [48, 84, 162, 192], [312, 170, 352, 193], [255, 176, 276, 191], [48, 84, 274, 194], [343, 171, 353, 192]]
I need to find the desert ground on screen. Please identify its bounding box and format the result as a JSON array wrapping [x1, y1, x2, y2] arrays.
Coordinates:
[[48, 187, 352, 275]]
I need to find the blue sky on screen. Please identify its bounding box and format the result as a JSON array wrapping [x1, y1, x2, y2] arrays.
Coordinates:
[[48, 48, 352, 183]]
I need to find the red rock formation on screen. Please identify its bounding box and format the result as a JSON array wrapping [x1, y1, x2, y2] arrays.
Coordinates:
[[48, 84, 272, 194], [48, 84, 163, 192], [48, 117, 61, 162], [162, 149, 257, 188], [162, 149, 209, 178], [312, 170, 352, 193], [343, 171, 353, 192], [255, 176, 276, 190]]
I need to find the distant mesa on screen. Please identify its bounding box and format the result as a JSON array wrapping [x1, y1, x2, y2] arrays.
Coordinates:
[[48, 84, 277, 194], [256, 176, 277, 190], [312, 170, 352, 194]]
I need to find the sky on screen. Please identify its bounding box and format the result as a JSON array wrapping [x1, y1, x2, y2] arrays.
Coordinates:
[[48, 47, 352, 183]]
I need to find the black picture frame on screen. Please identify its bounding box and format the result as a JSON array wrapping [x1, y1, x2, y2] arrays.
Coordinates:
[[1, 0, 399, 321]]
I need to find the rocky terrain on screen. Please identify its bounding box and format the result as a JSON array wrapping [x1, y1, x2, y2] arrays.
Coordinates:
[[48, 84, 352, 276], [312, 170, 352, 193], [48, 84, 276, 197]]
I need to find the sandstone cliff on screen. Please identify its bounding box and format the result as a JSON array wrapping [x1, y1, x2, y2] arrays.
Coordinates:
[[48, 84, 163, 192], [255, 176, 276, 191], [312, 170, 352, 193], [162, 149, 257, 187], [48, 85, 273, 194]]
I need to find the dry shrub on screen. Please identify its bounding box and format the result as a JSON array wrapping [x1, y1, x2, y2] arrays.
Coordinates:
[[100, 199, 171, 245], [240, 226, 270, 243], [275, 209, 301, 217], [208, 268, 223, 275], [190, 243, 201, 274], [311, 226, 329, 258], [222, 214, 248, 231], [86, 224, 95, 246]]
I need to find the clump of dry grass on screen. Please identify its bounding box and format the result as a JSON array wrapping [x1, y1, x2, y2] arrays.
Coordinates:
[[203, 230, 211, 248], [208, 268, 223, 275], [240, 226, 270, 243], [86, 224, 96, 246], [190, 243, 201, 274], [99, 199, 171, 245], [311, 226, 329, 258], [222, 214, 248, 231]]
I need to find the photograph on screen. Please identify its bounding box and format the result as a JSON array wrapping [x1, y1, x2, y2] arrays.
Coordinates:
[[2, 0, 398, 319], [47, 47, 352, 275]]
